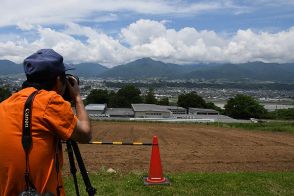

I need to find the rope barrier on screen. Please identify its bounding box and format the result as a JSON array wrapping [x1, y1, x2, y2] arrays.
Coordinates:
[[89, 141, 153, 146], [62, 141, 154, 146]]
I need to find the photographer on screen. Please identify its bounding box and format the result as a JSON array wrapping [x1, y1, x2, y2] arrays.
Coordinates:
[[0, 49, 91, 195]]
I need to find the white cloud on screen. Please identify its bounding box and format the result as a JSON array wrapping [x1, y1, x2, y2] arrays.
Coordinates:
[[0, 20, 294, 66], [121, 19, 167, 46], [0, 0, 252, 27]]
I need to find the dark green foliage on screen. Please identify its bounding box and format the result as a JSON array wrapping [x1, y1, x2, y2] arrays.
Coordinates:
[[0, 87, 11, 102], [158, 97, 169, 106], [177, 92, 207, 109], [116, 85, 142, 107], [266, 108, 294, 120], [206, 102, 223, 113], [85, 85, 143, 108], [108, 91, 120, 108], [85, 89, 110, 105], [144, 88, 157, 104], [224, 94, 267, 119]]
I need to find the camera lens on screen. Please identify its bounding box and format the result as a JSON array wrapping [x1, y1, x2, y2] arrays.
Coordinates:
[[63, 74, 79, 102]]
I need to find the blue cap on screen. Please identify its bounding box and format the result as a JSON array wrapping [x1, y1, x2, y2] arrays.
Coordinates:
[[23, 49, 74, 80]]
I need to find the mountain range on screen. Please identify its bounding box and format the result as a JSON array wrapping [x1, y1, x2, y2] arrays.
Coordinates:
[[1, 58, 294, 82]]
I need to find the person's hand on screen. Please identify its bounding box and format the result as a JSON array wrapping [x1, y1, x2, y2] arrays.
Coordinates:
[[66, 75, 80, 102]]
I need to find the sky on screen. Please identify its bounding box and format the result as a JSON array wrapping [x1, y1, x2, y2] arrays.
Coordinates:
[[1, 0, 294, 67]]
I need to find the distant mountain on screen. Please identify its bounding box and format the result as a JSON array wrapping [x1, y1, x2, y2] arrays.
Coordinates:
[[184, 62, 294, 82], [0, 60, 23, 75], [99, 58, 198, 79], [98, 59, 294, 82], [74, 63, 109, 77], [0, 60, 109, 77], [1, 58, 294, 82]]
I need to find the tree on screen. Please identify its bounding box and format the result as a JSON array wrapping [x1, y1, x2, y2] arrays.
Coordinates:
[[158, 97, 169, 106], [116, 85, 143, 107], [206, 102, 223, 113], [144, 88, 157, 104], [177, 92, 207, 109], [0, 87, 11, 102], [85, 89, 109, 105], [108, 91, 119, 107], [224, 94, 267, 119]]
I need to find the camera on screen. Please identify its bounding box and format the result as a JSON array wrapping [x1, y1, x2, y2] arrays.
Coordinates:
[[19, 190, 53, 196], [63, 74, 79, 102], [19, 190, 41, 196], [18, 189, 54, 196]]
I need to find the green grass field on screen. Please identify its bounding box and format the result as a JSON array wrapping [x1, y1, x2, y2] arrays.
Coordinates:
[[211, 122, 294, 133], [64, 172, 294, 195], [93, 120, 294, 134], [64, 121, 294, 195]]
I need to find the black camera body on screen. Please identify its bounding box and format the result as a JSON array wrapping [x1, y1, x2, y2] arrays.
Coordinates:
[[63, 74, 79, 102], [19, 190, 41, 196], [19, 190, 53, 196]]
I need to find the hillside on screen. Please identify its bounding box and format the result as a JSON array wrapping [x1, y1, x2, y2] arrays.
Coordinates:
[[74, 63, 109, 77], [0, 60, 23, 75], [184, 62, 294, 82], [98, 59, 294, 82], [98, 58, 197, 79], [1, 58, 294, 82], [0, 61, 109, 77]]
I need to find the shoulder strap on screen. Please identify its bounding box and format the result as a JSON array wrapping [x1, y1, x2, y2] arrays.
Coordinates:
[[22, 91, 38, 151], [22, 90, 38, 191]]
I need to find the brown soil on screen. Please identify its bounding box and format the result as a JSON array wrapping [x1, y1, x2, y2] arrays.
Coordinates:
[[63, 121, 294, 173]]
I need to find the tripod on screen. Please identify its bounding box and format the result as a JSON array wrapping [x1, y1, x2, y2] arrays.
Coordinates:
[[66, 140, 96, 196]]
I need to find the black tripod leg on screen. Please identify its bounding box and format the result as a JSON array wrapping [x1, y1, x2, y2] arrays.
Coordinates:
[[66, 141, 80, 196], [70, 140, 96, 196]]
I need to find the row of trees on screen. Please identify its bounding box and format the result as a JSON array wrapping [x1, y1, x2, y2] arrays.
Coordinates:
[[85, 85, 266, 119], [177, 92, 222, 112], [176, 92, 268, 119], [1, 85, 293, 120], [85, 85, 169, 108]]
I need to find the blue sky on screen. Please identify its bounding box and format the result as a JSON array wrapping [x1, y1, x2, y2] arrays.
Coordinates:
[[1, 0, 294, 67]]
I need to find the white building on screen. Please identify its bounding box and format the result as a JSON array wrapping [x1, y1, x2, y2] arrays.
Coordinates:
[[106, 108, 134, 118], [189, 108, 219, 115], [164, 106, 187, 115], [132, 104, 171, 118], [85, 104, 107, 118]]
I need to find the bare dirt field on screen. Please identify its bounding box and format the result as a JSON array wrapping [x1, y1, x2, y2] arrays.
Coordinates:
[[63, 121, 294, 173]]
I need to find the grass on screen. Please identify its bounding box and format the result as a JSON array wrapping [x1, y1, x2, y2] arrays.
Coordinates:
[[64, 171, 294, 196], [65, 121, 294, 195], [92, 119, 294, 133], [210, 122, 294, 133]]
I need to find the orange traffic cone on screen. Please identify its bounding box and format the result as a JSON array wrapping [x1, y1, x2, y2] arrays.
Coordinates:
[[144, 136, 170, 185]]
